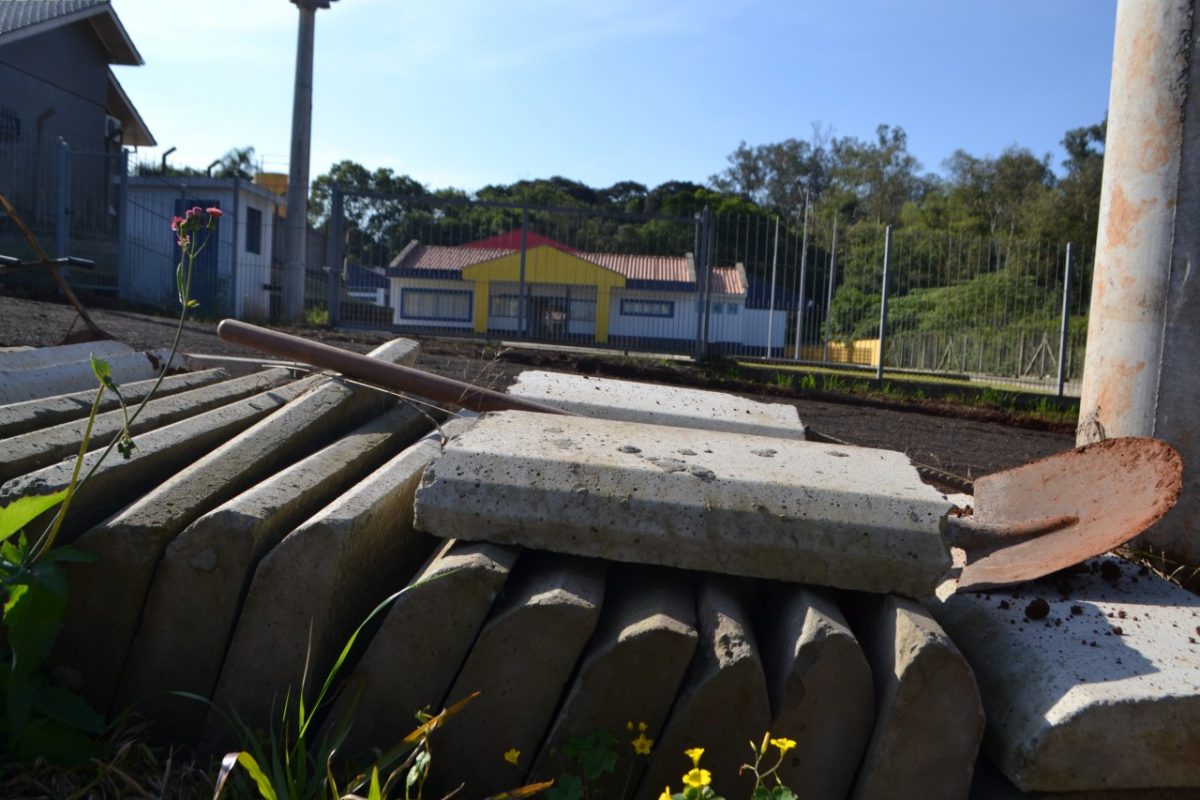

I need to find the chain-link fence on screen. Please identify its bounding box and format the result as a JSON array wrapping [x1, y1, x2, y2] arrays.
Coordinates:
[[0, 147, 1093, 397], [325, 189, 1091, 396]]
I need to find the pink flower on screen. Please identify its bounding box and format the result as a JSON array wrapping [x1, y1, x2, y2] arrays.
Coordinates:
[[171, 215, 184, 231], [206, 207, 223, 218]]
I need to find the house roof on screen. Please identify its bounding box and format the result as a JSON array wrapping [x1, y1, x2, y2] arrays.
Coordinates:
[[106, 69, 154, 146], [387, 242, 704, 290], [0, 1, 143, 65], [710, 265, 746, 296]]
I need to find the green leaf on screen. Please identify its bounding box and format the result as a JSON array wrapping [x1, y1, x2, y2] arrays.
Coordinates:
[[546, 773, 583, 800], [215, 751, 278, 800], [367, 766, 382, 800], [31, 683, 105, 734], [186, 298, 200, 309], [0, 491, 69, 543], [12, 716, 107, 765], [90, 356, 111, 383]]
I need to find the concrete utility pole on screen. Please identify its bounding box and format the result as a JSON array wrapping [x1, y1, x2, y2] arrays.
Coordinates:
[[283, 0, 337, 322], [1079, 0, 1200, 563]]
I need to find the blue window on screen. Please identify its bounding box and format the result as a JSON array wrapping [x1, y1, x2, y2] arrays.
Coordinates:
[[489, 294, 521, 318], [401, 289, 472, 321], [621, 299, 674, 318], [245, 207, 263, 254]]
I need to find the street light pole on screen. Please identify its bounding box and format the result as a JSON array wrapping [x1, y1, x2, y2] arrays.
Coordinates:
[[283, 0, 336, 322]]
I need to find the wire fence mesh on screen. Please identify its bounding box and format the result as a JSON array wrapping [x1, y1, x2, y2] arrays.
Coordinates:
[[0, 147, 1093, 397]]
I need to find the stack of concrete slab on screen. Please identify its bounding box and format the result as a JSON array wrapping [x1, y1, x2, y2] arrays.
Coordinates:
[[6, 354, 1198, 800]]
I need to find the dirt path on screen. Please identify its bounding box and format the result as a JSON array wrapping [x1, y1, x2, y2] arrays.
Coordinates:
[[0, 295, 1074, 481]]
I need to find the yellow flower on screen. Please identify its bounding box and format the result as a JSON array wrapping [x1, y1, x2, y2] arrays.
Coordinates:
[[504, 748, 520, 766], [627, 720, 635, 731], [682, 768, 712, 789], [770, 737, 797, 755], [638, 721, 648, 732], [658, 787, 672, 800], [632, 732, 654, 755], [684, 747, 704, 768]]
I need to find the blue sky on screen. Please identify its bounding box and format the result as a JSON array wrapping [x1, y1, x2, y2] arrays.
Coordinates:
[[113, 0, 1117, 193]]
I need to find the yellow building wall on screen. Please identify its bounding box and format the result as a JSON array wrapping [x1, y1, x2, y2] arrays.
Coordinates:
[[461, 246, 626, 342]]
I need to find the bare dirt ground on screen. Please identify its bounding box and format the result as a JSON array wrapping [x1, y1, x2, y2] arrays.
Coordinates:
[[0, 295, 1075, 482]]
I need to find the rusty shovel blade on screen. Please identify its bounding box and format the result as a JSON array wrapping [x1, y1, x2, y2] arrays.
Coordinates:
[[950, 437, 1183, 592]]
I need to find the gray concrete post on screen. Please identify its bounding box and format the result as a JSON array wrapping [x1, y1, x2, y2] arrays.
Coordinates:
[[876, 224, 892, 382], [283, 2, 319, 322], [1079, 0, 1200, 562], [1055, 243, 1072, 398], [327, 184, 343, 326], [55, 139, 70, 267], [518, 204, 528, 337], [792, 192, 810, 361], [117, 149, 129, 300], [822, 216, 838, 363]]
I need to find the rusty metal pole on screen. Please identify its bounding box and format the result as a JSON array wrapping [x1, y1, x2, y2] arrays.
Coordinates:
[[1079, 0, 1200, 562]]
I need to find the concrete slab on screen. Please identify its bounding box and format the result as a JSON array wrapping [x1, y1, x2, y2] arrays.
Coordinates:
[[112, 402, 439, 738], [846, 593, 984, 800], [636, 577, 772, 800], [0, 374, 320, 544], [0, 368, 295, 482], [531, 565, 697, 796], [968, 755, 1200, 800], [757, 584, 874, 800], [52, 338, 419, 711], [0, 368, 231, 440], [427, 554, 605, 799], [0, 340, 133, 370], [932, 555, 1200, 793], [506, 370, 806, 438], [336, 537, 520, 754], [415, 411, 955, 597], [204, 416, 455, 740], [0, 349, 182, 405]]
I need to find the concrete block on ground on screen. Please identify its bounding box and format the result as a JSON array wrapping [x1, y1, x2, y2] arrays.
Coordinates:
[[968, 755, 1200, 800], [205, 415, 453, 741], [636, 578, 772, 800], [932, 555, 1200, 793], [0, 348, 182, 405], [532, 565, 697, 796], [0, 340, 133, 370], [113, 402, 439, 737], [0, 375, 319, 544], [53, 337, 419, 711], [336, 537, 520, 754], [0, 368, 295, 482], [415, 411, 953, 597], [757, 584, 874, 800], [0, 368, 230, 439], [846, 593, 984, 800], [428, 553, 606, 799], [507, 370, 806, 438]]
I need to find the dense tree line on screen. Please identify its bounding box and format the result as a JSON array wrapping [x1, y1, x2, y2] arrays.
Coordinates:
[[175, 123, 1103, 344]]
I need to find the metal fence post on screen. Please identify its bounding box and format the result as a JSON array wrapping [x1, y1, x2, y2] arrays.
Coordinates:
[[699, 207, 713, 360], [117, 149, 129, 300], [792, 192, 810, 361], [692, 211, 705, 359], [1056, 242, 1073, 397], [877, 224, 893, 381], [766, 214, 779, 357], [518, 202, 529, 337], [328, 183, 344, 326], [822, 216, 838, 363], [55, 139, 70, 275]]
